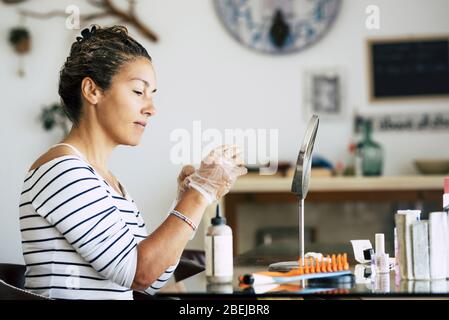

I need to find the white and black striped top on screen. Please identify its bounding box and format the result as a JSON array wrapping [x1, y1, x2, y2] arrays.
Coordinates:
[[19, 154, 176, 299]]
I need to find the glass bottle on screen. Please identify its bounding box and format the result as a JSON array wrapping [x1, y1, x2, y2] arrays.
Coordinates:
[[356, 120, 383, 176]]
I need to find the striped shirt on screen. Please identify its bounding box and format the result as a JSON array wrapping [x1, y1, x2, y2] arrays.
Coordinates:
[[19, 155, 176, 299]]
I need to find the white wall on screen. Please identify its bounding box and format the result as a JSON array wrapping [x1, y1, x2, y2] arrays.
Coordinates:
[[1, 0, 449, 263]]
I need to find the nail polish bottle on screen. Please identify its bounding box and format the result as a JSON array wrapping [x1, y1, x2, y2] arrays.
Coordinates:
[[375, 233, 389, 274]]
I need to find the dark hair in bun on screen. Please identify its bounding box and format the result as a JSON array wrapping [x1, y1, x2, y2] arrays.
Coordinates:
[[58, 25, 151, 125]]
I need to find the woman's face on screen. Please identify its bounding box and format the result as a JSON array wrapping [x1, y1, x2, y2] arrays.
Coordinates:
[[96, 57, 157, 146]]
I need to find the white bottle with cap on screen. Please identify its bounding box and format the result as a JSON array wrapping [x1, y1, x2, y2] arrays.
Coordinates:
[[205, 204, 233, 283], [375, 233, 389, 274]]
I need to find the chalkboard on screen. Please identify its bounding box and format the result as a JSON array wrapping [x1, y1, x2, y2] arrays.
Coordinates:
[[368, 37, 449, 100]]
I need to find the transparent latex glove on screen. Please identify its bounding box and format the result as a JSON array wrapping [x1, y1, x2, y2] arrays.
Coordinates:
[[186, 144, 248, 204], [176, 165, 196, 202]]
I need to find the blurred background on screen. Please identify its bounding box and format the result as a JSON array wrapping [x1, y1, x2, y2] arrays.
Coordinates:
[[1, 0, 449, 264]]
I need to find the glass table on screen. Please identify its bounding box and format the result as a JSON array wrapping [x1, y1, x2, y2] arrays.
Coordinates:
[[158, 245, 449, 298]]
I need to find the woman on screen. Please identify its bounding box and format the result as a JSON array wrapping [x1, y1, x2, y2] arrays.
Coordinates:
[[19, 25, 246, 300]]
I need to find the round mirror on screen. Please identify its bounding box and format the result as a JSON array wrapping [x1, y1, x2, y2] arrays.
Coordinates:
[[291, 115, 319, 199]]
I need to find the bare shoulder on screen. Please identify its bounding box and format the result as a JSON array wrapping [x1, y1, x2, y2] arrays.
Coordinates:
[[29, 146, 77, 171]]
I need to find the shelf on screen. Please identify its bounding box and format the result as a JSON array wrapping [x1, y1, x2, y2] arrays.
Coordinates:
[[231, 175, 446, 193]]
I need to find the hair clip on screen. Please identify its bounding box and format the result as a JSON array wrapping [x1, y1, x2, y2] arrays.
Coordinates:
[[77, 26, 97, 42]]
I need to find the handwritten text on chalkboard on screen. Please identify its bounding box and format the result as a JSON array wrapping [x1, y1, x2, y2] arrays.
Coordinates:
[[357, 113, 449, 132]]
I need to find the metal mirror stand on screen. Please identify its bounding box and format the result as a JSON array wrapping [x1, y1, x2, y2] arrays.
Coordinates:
[[269, 115, 320, 272]]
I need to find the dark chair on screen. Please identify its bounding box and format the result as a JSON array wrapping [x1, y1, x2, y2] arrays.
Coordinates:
[[173, 249, 205, 282], [1, 250, 205, 300], [0, 263, 48, 300], [179, 249, 205, 267], [0, 263, 25, 289]]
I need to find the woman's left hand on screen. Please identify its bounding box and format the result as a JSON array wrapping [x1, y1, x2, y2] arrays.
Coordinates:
[[176, 165, 195, 202]]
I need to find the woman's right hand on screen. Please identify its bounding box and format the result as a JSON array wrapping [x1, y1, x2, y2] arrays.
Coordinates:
[[186, 144, 247, 203]]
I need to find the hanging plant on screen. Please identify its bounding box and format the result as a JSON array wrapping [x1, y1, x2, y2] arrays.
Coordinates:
[[8, 26, 31, 54], [39, 103, 70, 136]]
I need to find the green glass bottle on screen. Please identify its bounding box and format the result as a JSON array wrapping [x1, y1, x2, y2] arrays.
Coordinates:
[[357, 120, 383, 176]]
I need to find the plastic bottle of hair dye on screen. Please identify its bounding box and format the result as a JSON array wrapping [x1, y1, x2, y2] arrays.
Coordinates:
[[205, 204, 233, 284]]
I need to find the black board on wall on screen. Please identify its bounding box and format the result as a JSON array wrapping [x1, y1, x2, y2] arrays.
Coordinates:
[[367, 36, 449, 101]]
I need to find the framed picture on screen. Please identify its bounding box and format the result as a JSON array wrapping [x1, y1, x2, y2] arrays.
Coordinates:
[[303, 68, 344, 120]]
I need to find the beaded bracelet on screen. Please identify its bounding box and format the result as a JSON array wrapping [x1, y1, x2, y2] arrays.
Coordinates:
[[170, 209, 198, 231]]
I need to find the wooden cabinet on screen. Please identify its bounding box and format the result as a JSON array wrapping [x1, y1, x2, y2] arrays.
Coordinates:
[[221, 175, 445, 254]]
